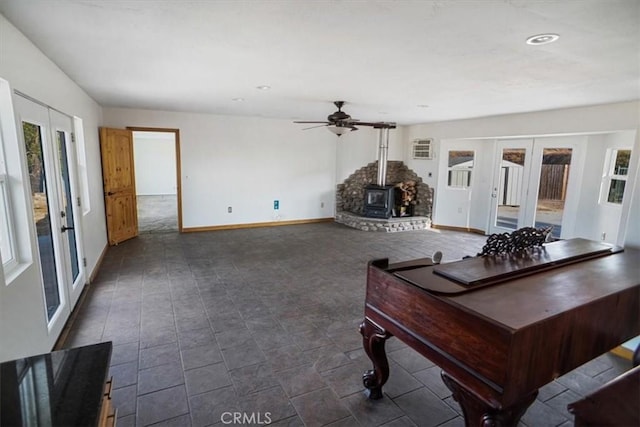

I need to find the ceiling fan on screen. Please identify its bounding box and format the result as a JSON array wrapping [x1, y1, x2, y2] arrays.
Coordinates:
[[294, 101, 396, 136]]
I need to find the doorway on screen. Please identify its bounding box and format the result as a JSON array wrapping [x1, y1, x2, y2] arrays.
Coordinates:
[[130, 128, 181, 233], [489, 137, 582, 239]]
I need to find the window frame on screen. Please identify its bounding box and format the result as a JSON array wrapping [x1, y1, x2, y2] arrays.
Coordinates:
[[447, 149, 475, 189], [0, 78, 35, 284], [600, 148, 631, 206], [0, 162, 17, 271], [0, 80, 18, 275]]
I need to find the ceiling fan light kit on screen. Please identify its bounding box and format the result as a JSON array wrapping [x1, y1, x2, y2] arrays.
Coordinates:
[[327, 125, 355, 136], [294, 101, 396, 137]]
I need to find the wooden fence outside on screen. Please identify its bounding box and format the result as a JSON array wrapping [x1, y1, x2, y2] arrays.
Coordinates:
[[539, 164, 570, 201]]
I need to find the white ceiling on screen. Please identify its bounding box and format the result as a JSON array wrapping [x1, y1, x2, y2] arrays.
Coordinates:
[[1, 0, 638, 125]]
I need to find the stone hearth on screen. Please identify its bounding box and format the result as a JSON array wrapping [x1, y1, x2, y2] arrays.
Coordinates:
[[335, 160, 433, 231], [335, 211, 430, 232]]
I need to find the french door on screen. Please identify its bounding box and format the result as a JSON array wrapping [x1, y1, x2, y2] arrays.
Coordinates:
[[489, 139, 534, 235], [14, 96, 85, 337], [489, 137, 582, 239], [49, 109, 84, 307]]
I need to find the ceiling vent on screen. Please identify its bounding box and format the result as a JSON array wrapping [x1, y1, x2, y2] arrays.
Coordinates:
[[412, 139, 433, 160]]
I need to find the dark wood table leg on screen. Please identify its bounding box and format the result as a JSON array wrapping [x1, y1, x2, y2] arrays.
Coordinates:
[[360, 317, 392, 399], [441, 372, 537, 427]]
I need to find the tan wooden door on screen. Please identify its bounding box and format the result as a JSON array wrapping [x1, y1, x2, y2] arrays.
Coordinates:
[[100, 127, 138, 245]]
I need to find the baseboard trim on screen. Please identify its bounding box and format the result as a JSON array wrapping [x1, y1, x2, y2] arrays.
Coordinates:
[[88, 243, 109, 284], [182, 217, 335, 233], [431, 224, 486, 235], [53, 284, 90, 351]]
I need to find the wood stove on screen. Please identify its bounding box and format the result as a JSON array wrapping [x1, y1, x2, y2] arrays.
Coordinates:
[[364, 185, 395, 218]]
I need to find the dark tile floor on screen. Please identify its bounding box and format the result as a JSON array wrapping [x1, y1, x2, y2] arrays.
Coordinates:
[[63, 223, 632, 427]]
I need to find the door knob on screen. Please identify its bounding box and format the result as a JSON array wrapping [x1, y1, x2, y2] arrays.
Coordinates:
[[107, 191, 115, 196], [61, 225, 74, 233]]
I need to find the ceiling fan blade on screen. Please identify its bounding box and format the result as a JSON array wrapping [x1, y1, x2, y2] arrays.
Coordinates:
[[350, 121, 377, 126], [352, 121, 397, 129], [295, 101, 388, 132], [302, 124, 329, 130]]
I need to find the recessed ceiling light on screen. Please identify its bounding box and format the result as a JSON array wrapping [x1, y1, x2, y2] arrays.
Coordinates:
[[526, 33, 559, 45], [232, 97, 245, 102], [256, 85, 271, 90], [417, 104, 429, 108]]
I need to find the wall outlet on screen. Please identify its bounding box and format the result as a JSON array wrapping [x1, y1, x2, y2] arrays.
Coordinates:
[[321, 202, 325, 208], [458, 207, 463, 214], [227, 206, 232, 213], [274, 200, 279, 210], [601, 232, 606, 241]]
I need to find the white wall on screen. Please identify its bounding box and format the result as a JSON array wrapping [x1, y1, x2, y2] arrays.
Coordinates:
[[402, 144, 438, 189], [105, 110, 407, 227], [0, 14, 106, 361], [133, 132, 177, 195], [103, 108, 341, 227], [404, 102, 640, 246], [573, 131, 636, 244], [335, 125, 405, 184]]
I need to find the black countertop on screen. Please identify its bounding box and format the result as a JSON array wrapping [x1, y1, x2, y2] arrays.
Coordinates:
[[1, 342, 112, 427]]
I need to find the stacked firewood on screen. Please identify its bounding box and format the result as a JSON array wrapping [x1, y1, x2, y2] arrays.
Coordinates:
[[395, 180, 418, 206]]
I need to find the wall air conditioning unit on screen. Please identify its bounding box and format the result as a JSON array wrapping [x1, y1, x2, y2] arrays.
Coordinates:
[[412, 138, 434, 159]]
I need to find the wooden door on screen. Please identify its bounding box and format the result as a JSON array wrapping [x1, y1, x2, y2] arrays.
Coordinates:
[[100, 127, 138, 245]]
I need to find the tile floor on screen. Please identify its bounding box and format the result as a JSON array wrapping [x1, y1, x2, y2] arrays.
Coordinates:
[[137, 195, 179, 233], [63, 223, 632, 427]]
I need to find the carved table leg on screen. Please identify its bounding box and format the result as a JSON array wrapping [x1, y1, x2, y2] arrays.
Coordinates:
[[441, 371, 537, 427], [359, 317, 392, 399]]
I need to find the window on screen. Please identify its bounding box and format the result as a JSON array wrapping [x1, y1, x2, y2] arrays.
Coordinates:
[[447, 150, 474, 188], [601, 149, 631, 205], [0, 78, 36, 283], [412, 139, 433, 159], [0, 79, 20, 274]]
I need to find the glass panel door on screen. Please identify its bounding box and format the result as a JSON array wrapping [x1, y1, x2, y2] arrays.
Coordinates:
[[56, 130, 79, 283], [49, 109, 85, 308], [489, 139, 533, 235], [533, 148, 573, 239], [496, 148, 526, 231], [23, 121, 61, 321], [524, 136, 583, 240], [490, 137, 582, 239], [15, 96, 85, 339]]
